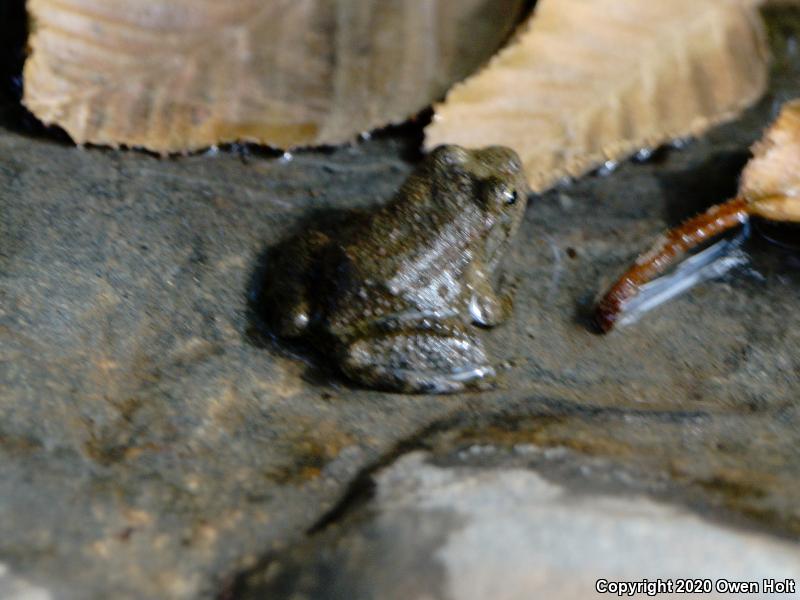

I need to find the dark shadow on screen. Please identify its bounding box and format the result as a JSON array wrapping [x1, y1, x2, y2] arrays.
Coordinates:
[[0, 0, 72, 141], [656, 149, 751, 226], [244, 207, 370, 389], [574, 291, 605, 335], [631, 144, 674, 166], [0, 0, 26, 105], [368, 106, 431, 163], [455, 0, 537, 81], [753, 222, 800, 253], [745, 222, 800, 292]]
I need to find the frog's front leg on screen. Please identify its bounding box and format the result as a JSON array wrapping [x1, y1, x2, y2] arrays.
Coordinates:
[[466, 261, 517, 327], [338, 320, 495, 394]]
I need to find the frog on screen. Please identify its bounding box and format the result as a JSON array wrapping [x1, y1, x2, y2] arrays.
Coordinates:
[[258, 144, 530, 393]]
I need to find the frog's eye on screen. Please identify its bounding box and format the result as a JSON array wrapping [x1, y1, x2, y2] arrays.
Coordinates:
[[482, 180, 518, 210], [504, 189, 518, 205]]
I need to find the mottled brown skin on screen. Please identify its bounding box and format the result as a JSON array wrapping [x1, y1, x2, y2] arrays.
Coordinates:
[[261, 145, 530, 393]]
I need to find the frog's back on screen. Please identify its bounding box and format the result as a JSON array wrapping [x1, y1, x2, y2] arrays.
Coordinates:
[[322, 186, 483, 340]]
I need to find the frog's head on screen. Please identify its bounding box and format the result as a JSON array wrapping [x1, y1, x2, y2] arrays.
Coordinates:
[[428, 144, 530, 268]]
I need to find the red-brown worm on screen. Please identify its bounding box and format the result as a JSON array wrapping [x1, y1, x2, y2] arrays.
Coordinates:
[[595, 196, 750, 333]]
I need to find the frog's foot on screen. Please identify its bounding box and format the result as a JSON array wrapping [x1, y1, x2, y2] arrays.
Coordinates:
[[340, 327, 496, 394]]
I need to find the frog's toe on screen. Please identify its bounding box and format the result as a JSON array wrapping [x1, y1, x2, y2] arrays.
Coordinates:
[[340, 331, 496, 394]]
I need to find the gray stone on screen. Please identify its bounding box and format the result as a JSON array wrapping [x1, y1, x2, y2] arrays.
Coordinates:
[[0, 563, 52, 600], [241, 452, 800, 600]]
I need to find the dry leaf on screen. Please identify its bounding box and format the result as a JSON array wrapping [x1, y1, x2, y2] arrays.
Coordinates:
[[23, 0, 526, 153], [425, 0, 769, 192], [739, 98, 800, 212]]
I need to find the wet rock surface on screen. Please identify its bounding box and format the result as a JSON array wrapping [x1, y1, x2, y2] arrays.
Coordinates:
[[1, 7, 800, 600]]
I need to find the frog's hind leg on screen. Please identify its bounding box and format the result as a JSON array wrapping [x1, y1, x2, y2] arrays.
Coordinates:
[[340, 323, 496, 394], [259, 230, 330, 338]]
